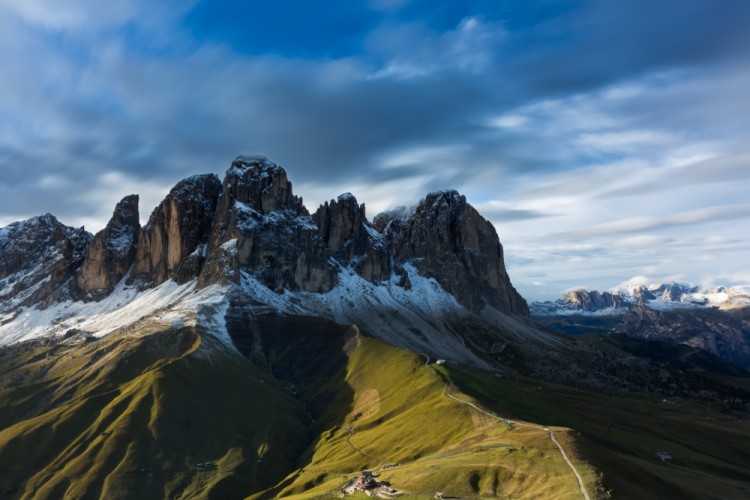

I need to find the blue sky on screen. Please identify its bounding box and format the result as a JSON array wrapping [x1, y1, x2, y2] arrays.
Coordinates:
[[1, 0, 749, 300]]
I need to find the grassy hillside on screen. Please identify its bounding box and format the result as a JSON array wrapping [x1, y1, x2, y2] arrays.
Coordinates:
[[2, 313, 748, 499], [1, 318, 596, 499], [0, 324, 310, 499], [253, 336, 596, 499], [446, 365, 750, 499]]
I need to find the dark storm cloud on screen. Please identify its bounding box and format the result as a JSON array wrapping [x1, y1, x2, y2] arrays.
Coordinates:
[[1, 0, 749, 239], [506, 0, 750, 96]]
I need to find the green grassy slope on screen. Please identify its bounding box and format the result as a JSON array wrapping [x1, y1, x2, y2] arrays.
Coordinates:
[[3, 312, 748, 500], [446, 365, 750, 499], [254, 336, 594, 499], [0, 326, 310, 499]]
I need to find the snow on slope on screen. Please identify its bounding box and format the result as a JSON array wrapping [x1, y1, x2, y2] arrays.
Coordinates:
[[0, 262, 505, 367], [532, 282, 750, 316], [239, 264, 490, 366], [0, 275, 231, 347]]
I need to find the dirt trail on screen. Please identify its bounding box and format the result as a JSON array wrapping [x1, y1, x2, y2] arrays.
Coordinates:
[[442, 377, 590, 500]]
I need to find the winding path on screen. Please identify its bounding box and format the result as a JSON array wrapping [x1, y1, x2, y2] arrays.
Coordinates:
[[442, 380, 590, 500]]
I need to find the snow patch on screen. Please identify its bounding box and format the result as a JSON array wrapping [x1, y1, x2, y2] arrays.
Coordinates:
[[237, 264, 489, 366], [0, 277, 234, 349]]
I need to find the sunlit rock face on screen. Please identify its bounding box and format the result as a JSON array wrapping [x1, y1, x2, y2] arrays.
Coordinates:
[[131, 174, 222, 287], [76, 195, 140, 300]]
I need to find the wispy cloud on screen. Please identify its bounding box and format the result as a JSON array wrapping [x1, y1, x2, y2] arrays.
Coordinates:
[[552, 205, 750, 240]]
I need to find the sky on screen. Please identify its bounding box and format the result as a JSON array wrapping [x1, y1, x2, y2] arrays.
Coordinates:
[[0, 0, 748, 300]]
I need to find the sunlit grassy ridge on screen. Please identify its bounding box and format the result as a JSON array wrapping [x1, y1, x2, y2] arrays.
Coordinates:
[[256, 337, 591, 499]]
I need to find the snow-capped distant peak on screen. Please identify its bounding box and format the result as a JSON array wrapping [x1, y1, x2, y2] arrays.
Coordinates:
[[531, 280, 750, 315]]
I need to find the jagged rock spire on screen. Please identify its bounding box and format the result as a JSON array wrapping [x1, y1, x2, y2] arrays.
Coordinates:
[[131, 174, 222, 286], [198, 156, 335, 292], [314, 193, 390, 282], [76, 194, 140, 300]]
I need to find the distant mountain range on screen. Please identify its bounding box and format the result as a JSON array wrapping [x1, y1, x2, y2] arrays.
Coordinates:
[[532, 282, 750, 315], [532, 282, 750, 368]]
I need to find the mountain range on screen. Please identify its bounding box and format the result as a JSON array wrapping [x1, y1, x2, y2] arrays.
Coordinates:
[[532, 283, 750, 369], [1, 156, 749, 499]]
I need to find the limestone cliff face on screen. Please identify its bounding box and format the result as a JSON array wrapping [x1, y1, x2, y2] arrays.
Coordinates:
[[2, 155, 530, 318], [131, 175, 221, 286], [76, 195, 140, 299], [0, 214, 91, 311], [374, 191, 529, 315], [313, 193, 389, 282], [563, 289, 625, 311], [199, 156, 335, 292]]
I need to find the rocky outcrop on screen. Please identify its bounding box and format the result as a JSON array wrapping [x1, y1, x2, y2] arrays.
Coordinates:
[[313, 193, 389, 282], [563, 289, 626, 311], [1, 155, 530, 320], [651, 282, 699, 302], [131, 175, 221, 286], [76, 195, 140, 300], [375, 190, 528, 315], [199, 156, 335, 292], [630, 285, 656, 301], [0, 214, 91, 311], [622, 304, 750, 368]]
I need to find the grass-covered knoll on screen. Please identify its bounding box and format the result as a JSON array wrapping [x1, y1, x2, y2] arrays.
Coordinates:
[[446, 365, 750, 499], [255, 336, 591, 499]]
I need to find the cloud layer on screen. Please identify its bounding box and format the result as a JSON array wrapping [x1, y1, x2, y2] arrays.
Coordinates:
[[0, 0, 748, 299]]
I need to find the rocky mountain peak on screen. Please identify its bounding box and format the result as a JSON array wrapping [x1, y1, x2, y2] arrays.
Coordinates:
[[1, 154, 530, 320], [0, 214, 91, 310], [198, 157, 334, 292], [132, 174, 222, 286], [313, 193, 390, 282], [562, 289, 625, 311], [314, 193, 367, 257], [1, 214, 64, 279], [378, 189, 529, 315], [109, 194, 140, 234], [224, 155, 305, 214], [76, 195, 140, 300]]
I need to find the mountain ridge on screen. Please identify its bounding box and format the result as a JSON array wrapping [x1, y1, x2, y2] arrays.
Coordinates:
[[0, 155, 526, 318], [531, 282, 750, 369], [532, 281, 750, 315]]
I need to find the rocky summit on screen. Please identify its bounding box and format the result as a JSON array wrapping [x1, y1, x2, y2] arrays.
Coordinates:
[[76, 194, 141, 300], [0, 154, 527, 322]]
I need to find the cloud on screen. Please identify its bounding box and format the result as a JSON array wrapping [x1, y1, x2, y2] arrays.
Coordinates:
[[554, 205, 750, 240], [611, 235, 673, 249], [474, 201, 557, 223], [0, 0, 748, 300]]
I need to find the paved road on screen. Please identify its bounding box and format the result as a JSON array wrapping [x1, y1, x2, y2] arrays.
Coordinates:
[[443, 382, 591, 500]]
